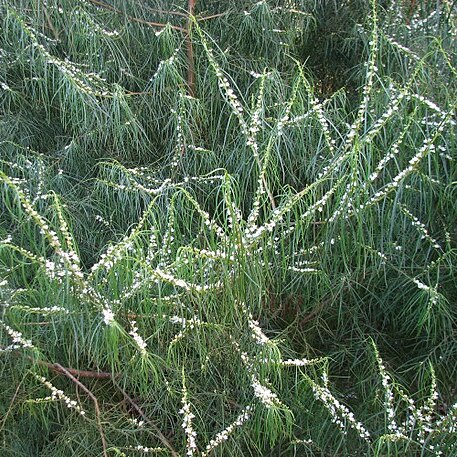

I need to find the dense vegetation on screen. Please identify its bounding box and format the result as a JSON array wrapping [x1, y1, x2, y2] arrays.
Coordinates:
[[1, 1, 456, 456]]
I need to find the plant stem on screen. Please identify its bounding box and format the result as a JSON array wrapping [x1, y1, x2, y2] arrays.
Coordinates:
[[186, 0, 196, 97]]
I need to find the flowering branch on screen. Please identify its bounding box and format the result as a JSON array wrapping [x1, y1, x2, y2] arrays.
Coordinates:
[[53, 363, 108, 457]]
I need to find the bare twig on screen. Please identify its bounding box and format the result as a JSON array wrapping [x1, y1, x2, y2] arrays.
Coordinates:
[[54, 363, 108, 457], [0, 379, 24, 432], [44, 361, 113, 379], [87, 0, 186, 33], [113, 380, 179, 457], [0, 346, 113, 379], [140, 3, 188, 18], [43, 6, 59, 41], [198, 12, 228, 21], [406, 0, 417, 25], [186, 0, 196, 97]]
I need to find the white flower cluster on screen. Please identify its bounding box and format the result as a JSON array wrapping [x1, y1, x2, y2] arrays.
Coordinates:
[[369, 122, 409, 182], [3, 175, 84, 285], [412, 278, 441, 308], [344, 1, 379, 152], [153, 268, 221, 293], [365, 96, 405, 146], [373, 345, 405, 438], [287, 258, 319, 273], [78, 8, 120, 38], [399, 205, 441, 250], [280, 357, 322, 367], [128, 445, 165, 453], [0, 321, 34, 350], [299, 71, 336, 156], [248, 316, 270, 345], [179, 384, 198, 456], [90, 238, 134, 274], [310, 375, 370, 441], [201, 405, 252, 456], [246, 74, 267, 159], [243, 203, 293, 243], [126, 417, 145, 428], [95, 214, 110, 227], [56, 250, 83, 280], [436, 401, 457, 434], [0, 80, 11, 91], [150, 50, 179, 81], [169, 315, 202, 327], [129, 320, 148, 356], [191, 247, 233, 262], [10, 13, 111, 97], [409, 93, 450, 118], [21, 203, 60, 249], [372, 344, 452, 453], [104, 177, 174, 197], [198, 34, 248, 138], [44, 258, 69, 282], [12, 305, 70, 315], [408, 10, 439, 34], [383, 34, 420, 61], [187, 145, 212, 153], [251, 377, 282, 408], [412, 278, 430, 291], [276, 80, 300, 141], [284, 108, 314, 126], [42, 47, 109, 97], [1, 234, 13, 245], [169, 315, 204, 344], [417, 385, 438, 444], [35, 375, 85, 416], [237, 302, 272, 346], [350, 136, 442, 218], [170, 104, 185, 169], [102, 307, 115, 325], [219, 78, 246, 132], [301, 177, 344, 222]]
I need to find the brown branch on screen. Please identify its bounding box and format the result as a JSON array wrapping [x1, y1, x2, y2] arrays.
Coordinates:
[[406, 0, 417, 25], [43, 6, 59, 41], [125, 90, 152, 96], [113, 380, 179, 457], [0, 346, 113, 379], [54, 363, 108, 457], [186, 0, 196, 97], [197, 12, 228, 22], [33, 356, 113, 379], [296, 294, 343, 328], [3, 346, 175, 457], [44, 361, 113, 379], [188, 1, 196, 18], [2, 349, 175, 455], [86, 0, 224, 100], [87, 0, 186, 33], [0, 379, 24, 432], [140, 4, 188, 18]]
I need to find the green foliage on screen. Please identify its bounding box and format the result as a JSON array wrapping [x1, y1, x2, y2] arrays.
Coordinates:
[[1, 1, 457, 456]]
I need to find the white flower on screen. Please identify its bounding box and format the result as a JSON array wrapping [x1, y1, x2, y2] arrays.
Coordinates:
[[35, 375, 85, 416], [202, 406, 252, 456], [179, 383, 198, 456], [252, 377, 281, 408], [129, 320, 148, 355], [102, 307, 115, 325]]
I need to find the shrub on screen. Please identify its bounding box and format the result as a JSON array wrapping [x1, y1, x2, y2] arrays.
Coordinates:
[[1, 1, 456, 456]]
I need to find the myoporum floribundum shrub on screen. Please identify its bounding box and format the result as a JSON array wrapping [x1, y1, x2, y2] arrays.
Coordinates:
[[1, 1, 457, 456]]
